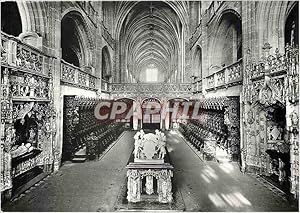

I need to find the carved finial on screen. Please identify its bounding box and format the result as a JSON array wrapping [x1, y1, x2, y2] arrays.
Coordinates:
[[262, 42, 272, 50], [262, 43, 272, 57]]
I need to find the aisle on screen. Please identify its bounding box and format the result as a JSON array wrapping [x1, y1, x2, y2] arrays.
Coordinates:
[[3, 131, 135, 212], [166, 130, 297, 212], [3, 130, 298, 212]]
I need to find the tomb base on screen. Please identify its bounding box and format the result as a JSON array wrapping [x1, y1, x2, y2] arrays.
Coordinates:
[[114, 176, 185, 211], [126, 163, 174, 203]]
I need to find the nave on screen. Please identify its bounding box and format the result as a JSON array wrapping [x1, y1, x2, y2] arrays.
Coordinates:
[[1, 1, 299, 211], [2, 131, 297, 212]]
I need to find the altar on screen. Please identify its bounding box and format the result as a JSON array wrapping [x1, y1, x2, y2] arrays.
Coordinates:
[[126, 130, 174, 203]]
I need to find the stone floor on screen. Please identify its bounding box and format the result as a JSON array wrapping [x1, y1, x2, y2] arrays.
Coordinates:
[[2, 130, 299, 212], [2, 131, 135, 212], [166, 130, 298, 212]]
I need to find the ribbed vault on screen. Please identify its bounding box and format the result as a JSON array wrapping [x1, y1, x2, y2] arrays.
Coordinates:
[[118, 1, 183, 82]]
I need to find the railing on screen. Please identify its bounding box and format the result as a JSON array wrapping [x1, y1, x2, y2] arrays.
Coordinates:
[[10, 74, 50, 101], [1, 32, 51, 77], [61, 60, 97, 90], [246, 44, 298, 103], [206, 59, 243, 91], [110, 83, 192, 97], [249, 45, 297, 80], [192, 79, 202, 94]]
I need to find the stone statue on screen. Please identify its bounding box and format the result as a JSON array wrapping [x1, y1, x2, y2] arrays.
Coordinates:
[[158, 142, 166, 159], [156, 130, 167, 159], [133, 129, 167, 161], [133, 130, 144, 159]]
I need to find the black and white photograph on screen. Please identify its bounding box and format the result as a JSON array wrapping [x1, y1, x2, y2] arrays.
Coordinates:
[[0, 0, 299, 212]]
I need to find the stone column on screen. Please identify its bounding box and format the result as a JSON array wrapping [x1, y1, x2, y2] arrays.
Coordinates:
[[133, 101, 138, 130], [51, 3, 63, 171], [1, 68, 13, 200], [164, 101, 170, 130], [127, 169, 141, 203], [224, 97, 240, 161], [157, 170, 173, 203], [286, 101, 299, 198]]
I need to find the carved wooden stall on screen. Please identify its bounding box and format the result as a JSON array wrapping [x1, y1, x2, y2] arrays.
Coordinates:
[[179, 97, 240, 161], [62, 96, 125, 161], [242, 44, 299, 197], [1, 32, 57, 200]]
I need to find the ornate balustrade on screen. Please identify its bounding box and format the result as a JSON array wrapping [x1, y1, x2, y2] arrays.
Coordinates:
[[10, 74, 50, 102], [60, 59, 97, 90], [215, 69, 225, 86], [244, 44, 298, 104], [110, 83, 192, 98], [192, 79, 202, 94], [206, 59, 243, 91], [1, 32, 51, 77], [249, 45, 298, 80]]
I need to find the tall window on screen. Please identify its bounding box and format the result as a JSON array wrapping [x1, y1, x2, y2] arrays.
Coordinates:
[[61, 16, 80, 67], [285, 3, 298, 46], [146, 65, 158, 82], [1, 2, 22, 36]]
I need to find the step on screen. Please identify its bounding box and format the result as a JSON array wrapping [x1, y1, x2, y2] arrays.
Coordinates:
[[71, 157, 86, 163], [216, 156, 231, 163]]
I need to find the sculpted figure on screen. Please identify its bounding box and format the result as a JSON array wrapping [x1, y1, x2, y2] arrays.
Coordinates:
[[158, 141, 166, 159], [133, 130, 144, 159], [155, 130, 167, 159]]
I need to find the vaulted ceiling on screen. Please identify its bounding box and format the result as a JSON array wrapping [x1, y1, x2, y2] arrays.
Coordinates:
[[118, 1, 183, 82]]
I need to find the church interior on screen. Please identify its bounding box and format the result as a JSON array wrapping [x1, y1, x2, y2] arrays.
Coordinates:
[[0, 0, 299, 212]]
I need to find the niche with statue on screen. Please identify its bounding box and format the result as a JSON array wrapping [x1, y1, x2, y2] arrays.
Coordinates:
[[10, 102, 41, 159], [265, 105, 291, 186]]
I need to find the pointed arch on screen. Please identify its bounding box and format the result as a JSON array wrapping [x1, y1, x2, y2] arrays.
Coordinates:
[[285, 2, 298, 46], [1, 2, 22, 36], [209, 10, 242, 72], [192, 45, 203, 78], [114, 1, 188, 83], [61, 9, 95, 67], [257, 1, 298, 55]]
